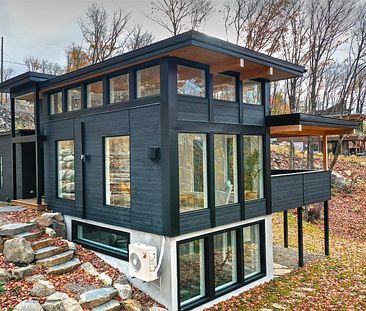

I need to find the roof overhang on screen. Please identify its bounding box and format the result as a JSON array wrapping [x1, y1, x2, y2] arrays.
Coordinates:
[[0, 72, 54, 93], [268, 113, 360, 138]]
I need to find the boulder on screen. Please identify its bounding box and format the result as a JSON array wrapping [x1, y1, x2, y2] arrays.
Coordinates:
[[61, 298, 82, 311], [33, 216, 53, 227], [0, 268, 11, 282], [3, 238, 34, 264], [14, 300, 43, 311], [0, 237, 4, 253], [81, 262, 99, 277], [42, 212, 64, 223], [12, 265, 36, 280], [98, 272, 113, 286], [26, 274, 47, 283], [42, 292, 70, 311], [122, 300, 142, 311], [67, 241, 77, 253], [45, 227, 57, 237], [0, 223, 36, 236], [79, 287, 118, 309], [331, 171, 346, 186], [30, 280, 56, 297], [114, 274, 128, 285], [46, 291, 70, 302], [114, 283, 132, 300], [52, 221, 66, 238]]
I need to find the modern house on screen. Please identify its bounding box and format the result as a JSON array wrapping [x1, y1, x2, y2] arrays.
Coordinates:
[[0, 31, 359, 311]]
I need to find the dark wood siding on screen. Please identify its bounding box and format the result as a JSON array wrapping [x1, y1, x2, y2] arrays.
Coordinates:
[[0, 134, 13, 201], [177, 97, 209, 121], [180, 209, 211, 234], [215, 204, 241, 226], [245, 199, 267, 219], [242, 104, 265, 126], [213, 100, 240, 123]]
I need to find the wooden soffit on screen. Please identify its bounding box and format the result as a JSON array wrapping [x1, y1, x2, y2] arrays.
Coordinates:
[[271, 125, 356, 138]]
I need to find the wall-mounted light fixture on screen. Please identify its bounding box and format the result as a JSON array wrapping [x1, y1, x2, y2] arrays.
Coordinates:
[[148, 147, 160, 160]]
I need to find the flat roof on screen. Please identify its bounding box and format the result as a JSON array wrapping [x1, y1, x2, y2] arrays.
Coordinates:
[[268, 113, 361, 137], [0, 72, 55, 93]]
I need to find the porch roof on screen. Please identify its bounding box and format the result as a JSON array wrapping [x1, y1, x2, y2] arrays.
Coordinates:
[[0, 71, 54, 93]]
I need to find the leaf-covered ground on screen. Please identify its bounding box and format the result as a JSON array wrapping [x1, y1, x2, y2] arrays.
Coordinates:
[[207, 152, 366, 311]]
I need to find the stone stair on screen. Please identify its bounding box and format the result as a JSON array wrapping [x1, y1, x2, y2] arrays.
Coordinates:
[[0, 223, 37, 236], [79, 287, 119, 310]]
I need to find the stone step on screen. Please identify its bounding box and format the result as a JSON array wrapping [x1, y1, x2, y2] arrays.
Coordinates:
[[14, 230, 43, 241], [0, 223, 36, 236], [92, 299, 121, 311], [79, 288, 118, 309], [47, 258, 81, 275], [32, 238, 54, 251], [35, 244, 69, 260], [37, 250, 74, 267]]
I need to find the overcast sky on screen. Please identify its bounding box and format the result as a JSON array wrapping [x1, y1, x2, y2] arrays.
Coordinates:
[[0, 0, 228, 75]]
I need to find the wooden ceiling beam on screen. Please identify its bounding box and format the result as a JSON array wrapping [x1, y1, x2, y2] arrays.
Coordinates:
[[240, 66, 273, 80]]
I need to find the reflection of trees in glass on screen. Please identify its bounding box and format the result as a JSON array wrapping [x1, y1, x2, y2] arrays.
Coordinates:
[[177, 65, 205, 97], [213, 74, 236, 101], [87, 81, 103, 108], [244, 136, 263, 200], [15, 98, 35, 130], [58, 140, 75, 200], [67, 88, 82, 111], [243, 81, 261, 105], [110, 74, 129, 103], [137, 66, 160, 98], [243, 225, 261, 278]]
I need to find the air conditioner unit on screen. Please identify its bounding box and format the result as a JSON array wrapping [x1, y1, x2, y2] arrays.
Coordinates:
[[129, 243, 158, 282]]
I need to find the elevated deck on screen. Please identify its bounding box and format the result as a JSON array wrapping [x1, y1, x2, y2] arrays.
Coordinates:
[[11, 198, 48, 211]]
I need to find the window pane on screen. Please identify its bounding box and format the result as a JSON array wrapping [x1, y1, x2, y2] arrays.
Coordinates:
[[67, 87, 82, 111], [50, 92, 63, 115], [105, 136, 130, 208], [179, 239, 205, 306], [243, 80, 261, 105], [15, 93, 35, 130], [178, 133, 207, 213], [76, 223, 129, 256], [244, 136, 264, 201], [214, 231, 237, 291], [213, 74, 236, 101], [110, 74, 129, 103], [214, 135, 238, 206], [58, 140, 75, 200], [243, 224, 261, 279], [136, 65, 160, 98], [87, 81, 103, 108], [177, 65, 206, 97]]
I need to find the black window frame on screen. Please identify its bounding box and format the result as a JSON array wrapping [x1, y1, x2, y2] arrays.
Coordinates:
[[177, 220, 266, 311], [212, 73, 238, 103], [49, 91, 63, 115], [66, 86, 83, 112], [72, 220, 130, 261], [108, 72, 130, 104], [56, 139, 75, 201]]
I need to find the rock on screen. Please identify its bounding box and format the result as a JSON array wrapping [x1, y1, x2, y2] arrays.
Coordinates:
[[114, 274, 128, 285], [271, 303, 287, 310], [122, 300, 142, 311], [62, 298, 82, 311], [45, 227, 57, 237], [0, 268, 11, 282], [98, 272, 113, 286], [79, 287, 118, 309], [0, 237, 4, 253], [149, 307, 168, 311], [3, 238, 35, 264], [42, 212, 64, 223], [0, 223, 36, 236], [12, 265, 36, 280], [81, 262, 99, 277], [26, 274, 47, 283], [30, 280, 56, 296], [33, 216, 53, 227], [114, 283, 132, 300], [42, 292, 70, 311], [67, 241, 77, 253], [14, 300, 43, 311], [331, 171, 346, 186], [46, 292, 70, 302], [52, 220, 66, 238]]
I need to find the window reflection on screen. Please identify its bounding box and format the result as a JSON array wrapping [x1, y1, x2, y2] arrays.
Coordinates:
[[110, 74, 129, 103], [243, 80, 261, 105], [136, 65, 160, 98], [50, 92, 62, 115], [213, 74, 236, 101], [87, 81, 103, 108], [243, 224, 261, 279], [67, 87, 82, 111], [177, 65, 205, 97], [15, 93, 35, 130], [57, 140, 75, 200]]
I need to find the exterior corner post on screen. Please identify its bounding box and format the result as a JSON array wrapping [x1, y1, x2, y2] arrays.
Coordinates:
[[283, 210, 288, 248], [324, 200, 330, 256], [297, 207, 304, 267]]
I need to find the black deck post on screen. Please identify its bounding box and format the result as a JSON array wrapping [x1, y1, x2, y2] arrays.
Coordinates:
[[284, 210, 288, 248], [297, 207, 304, 267], [324, 200, 330, 256]]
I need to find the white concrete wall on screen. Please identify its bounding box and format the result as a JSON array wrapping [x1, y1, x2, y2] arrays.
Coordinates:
[[64, 214, 274, 311]]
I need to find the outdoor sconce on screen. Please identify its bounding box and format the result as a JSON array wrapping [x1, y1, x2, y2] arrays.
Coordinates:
[[148, 147, 160, 160], [80, 154, 89, 163]]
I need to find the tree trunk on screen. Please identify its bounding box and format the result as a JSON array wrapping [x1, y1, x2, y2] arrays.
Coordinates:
[[329, 135, 344, 171]]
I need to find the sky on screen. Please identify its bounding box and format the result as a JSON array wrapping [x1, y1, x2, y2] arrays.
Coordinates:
[[0, 0, 228, 75]]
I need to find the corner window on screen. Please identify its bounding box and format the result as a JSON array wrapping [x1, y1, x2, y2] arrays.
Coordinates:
[[14, 93, 35, 130], [57, 140, 75, 200], [243, 224, 262, 279], [105, 136, 130, 208], [243, 80, 262, 105], [87, 81, 103, 108], [244, 136, 264, 201], [110, 74, 129, 103], [178, 133, 207, 213], [214, 134, 238, 206], [50, 92, 63, 115], [214, 230, 237, 291], [67, 87, 82, 111], [177, 65, 206, 97], [73, 221, 129, 260], [136, 65, 160, 98], [213, 74, 236, 101], [179, 239, 206, 306]]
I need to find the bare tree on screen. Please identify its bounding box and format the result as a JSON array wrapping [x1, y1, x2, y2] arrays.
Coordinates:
[[125, 24, 155, 52], [148, 0, 214, 36], [24, 56, 63, 75], [65, 43, 91, 72], [79, 3, 131, 63], [2, 67, 14, 81]]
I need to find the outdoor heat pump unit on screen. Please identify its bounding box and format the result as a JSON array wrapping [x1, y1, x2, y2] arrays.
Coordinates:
[[129, 243, 159, 282]]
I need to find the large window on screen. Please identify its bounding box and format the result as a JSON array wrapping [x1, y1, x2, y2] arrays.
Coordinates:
[[50, 92, 63, 115], [243, 80, 262, 105], [177, 65, 206, 97], [73, 221, 129, 260], [214, 135, 238, 206], [87, 81, 103, 108], [136, 65, 160, 98], [214, 231, 237, 291], [105, 136, 130, 208], [57, 140, 75, 200], [110, 74, 129, 103], [213, 74, 236, 101], [244, 136, 264, 201], [179, 239, 206, 306], [14, 93, 35, 130], [67, 87, 82, 111], [243, 224, 262, 279], [178, 133, 207, 213]]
